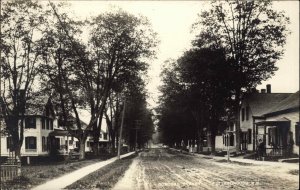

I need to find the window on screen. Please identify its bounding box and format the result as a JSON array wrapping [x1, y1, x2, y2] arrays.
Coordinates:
[[241, 108, 245, 121], [246, 106, 250, 121], [223, 135, 225, 145], [7, 136, 13, 150], [46, 119, 49, 130], [247, 129, 252, 144], [42, 136, 47, 151], [46, 137, 50, 151], [296, 123, 300, 146], [25, 136, 37, 150], [230, 134, 234, 146], [25, 117, 36, 129], [103, 133, 108, 140], [49, 119, 53, 130], [42, 118, 45, 129]]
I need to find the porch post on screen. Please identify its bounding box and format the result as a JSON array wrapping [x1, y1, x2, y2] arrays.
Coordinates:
[[255, 124, 258, 151], [253, 117, 256, 151], [264, 125, 267, 159]]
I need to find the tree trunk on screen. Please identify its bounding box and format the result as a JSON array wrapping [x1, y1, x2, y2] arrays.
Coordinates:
[[79, 139, 86, 160], [92, 120, 100, 156], [210, 133, 216, 154], [15, 145, 21, 162], [235, 101, 241, 153], [111, 133, 116, 153]]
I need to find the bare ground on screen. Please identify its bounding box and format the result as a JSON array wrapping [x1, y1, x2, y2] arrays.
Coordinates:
[[113, 148, 299, 190]]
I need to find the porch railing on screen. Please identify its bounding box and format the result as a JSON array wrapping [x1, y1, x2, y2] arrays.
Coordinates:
[[265, 147, 285, 156]]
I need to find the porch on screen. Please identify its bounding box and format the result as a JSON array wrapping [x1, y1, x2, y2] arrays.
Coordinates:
[[255, 118, 293, 157]]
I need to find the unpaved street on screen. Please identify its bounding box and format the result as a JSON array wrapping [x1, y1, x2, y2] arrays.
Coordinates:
[[113, 148, 299, 190]]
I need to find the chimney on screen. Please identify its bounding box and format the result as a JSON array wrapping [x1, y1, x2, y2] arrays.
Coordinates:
[[266, 84, 271, 93], [261, 89, 266, 93], [251, 88, 258, 93]]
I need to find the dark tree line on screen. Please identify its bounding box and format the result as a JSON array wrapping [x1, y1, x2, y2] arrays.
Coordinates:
[[158, 0, 289, 153]]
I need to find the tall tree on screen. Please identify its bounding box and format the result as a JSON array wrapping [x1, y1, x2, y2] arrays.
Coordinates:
[[0, 0, 48, 160], [88, 10, 157, 155], [157, 60, 195, 147], [177, 48, 233, 153], [39, 3, 96, 160], [192, 0, 290, 151]]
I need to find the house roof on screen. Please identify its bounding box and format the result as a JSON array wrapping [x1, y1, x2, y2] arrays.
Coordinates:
[[242, 93, 292, 116], [263, 91, 299, 116]]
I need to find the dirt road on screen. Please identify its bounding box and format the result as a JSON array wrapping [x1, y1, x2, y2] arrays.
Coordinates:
[[113, 148, 299, 190]]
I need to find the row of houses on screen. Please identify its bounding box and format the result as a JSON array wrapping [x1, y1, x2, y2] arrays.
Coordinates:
[[0, 97, 110, 159], [215, 84, 299, 157]]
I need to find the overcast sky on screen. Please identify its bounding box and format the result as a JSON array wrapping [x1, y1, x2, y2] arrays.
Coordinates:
[[63, 1, 299, 108]]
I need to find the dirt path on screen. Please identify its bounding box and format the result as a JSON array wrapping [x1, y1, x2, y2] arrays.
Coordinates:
[[113, 148, 299, 190]]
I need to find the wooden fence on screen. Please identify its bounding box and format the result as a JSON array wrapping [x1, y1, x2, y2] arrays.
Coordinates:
[[1, 164, 19, 181]]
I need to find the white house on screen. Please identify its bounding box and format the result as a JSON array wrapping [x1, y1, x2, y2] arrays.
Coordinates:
[[1, 97, 57, 157]]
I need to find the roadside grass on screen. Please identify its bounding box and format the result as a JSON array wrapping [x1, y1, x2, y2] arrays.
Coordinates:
[[216, 159, 253, 166], [65, 153, 137, 190], [0, 154, 116, 190], [288, 169, 299, 175]]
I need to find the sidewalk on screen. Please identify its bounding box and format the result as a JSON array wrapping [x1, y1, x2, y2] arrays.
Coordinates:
[[32, 152, 135, 190], [196, 153, 299, 169], [170, 148, 298, 170]]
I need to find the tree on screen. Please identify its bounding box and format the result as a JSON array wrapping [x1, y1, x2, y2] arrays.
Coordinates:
[[39, 2, 98, 160], [177, 48, 233, 153], [157, 60, 196, 147], [158, 48, 234, 153], [122, 81, 154, 150], [88, 10, 157, 155], [105, 73, 152, 152], [0, 0, 48, 160], [192, 0, 290, 151]]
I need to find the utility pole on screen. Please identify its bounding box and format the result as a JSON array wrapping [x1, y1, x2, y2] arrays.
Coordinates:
[[0, 0, 2, 177], [117, 98, 126, 160], [227, 133, 230, 162], [134, 120, 141, 152]]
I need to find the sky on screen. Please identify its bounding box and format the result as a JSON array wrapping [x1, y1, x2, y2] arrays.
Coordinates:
[[62, 1, 299, 108]]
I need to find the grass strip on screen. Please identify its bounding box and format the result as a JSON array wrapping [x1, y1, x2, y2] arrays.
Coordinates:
[[65, 153, 137, 189], [1, 155, 115, 190]]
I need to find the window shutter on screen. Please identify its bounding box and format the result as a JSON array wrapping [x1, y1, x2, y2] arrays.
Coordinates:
[[246, 106, 249, 120], [296, 124, 299, 146], [247, 129, 252, 144], [241, 108, 245, 121]]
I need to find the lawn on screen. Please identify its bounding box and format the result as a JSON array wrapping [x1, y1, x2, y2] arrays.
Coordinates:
[[0, 153, 117, 190], [65, 153, 137, 189]]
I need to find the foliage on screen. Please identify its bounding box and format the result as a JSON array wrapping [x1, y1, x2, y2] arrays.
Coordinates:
[[192, 0, 290, 90], [192, 0, 290, 151], [88, 10, 158, 153], [157, 48, 233, 151], [0, 0, 49, 158]]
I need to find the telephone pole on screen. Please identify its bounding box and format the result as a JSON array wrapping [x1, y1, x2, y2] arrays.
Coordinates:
[[117, 98, 126, 160], [134, 120, 141, 152]]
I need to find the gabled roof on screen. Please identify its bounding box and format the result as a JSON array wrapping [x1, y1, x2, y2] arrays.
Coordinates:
[[242, 93, 292, 116], [263, 91, 299, 116]]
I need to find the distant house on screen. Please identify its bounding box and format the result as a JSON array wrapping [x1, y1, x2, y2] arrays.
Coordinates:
[[0, 96, 57, 157], [51, 114, 110, 155]]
